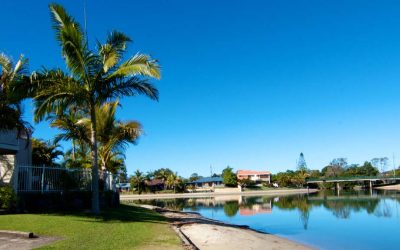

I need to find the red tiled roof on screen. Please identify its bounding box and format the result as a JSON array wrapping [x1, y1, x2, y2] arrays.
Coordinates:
[[237, 170, 271, 175], [145, 179, 164, 186]]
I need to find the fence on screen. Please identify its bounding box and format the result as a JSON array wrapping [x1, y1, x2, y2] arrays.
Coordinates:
[[15, 165, 115, 193]]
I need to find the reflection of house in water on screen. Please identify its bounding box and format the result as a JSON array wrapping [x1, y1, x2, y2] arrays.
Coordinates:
[[239, 202, 272, 216], [191, 195, 273, 216]]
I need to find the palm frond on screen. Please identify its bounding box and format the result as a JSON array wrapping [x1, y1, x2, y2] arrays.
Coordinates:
[[49, 3, 89, 78], [109, 53, 161, 79], [31, 69, 88, 122], [99, 31, 132, 72], [100, 76, 159, 101]]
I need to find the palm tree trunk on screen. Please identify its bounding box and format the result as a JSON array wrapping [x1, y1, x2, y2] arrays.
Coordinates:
[[72, 139, 76, 161], [90, 103, 100, 214]]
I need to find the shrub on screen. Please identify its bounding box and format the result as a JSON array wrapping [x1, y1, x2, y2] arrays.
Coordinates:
[[0, 185, 17, 210]]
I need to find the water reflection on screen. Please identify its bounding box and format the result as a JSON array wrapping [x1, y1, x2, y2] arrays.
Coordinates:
[[127, 190, 400, 250], [130, 190, 400, 226]]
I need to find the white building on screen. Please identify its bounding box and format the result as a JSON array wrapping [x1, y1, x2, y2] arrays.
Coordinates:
[[0, 130, 32, 186]]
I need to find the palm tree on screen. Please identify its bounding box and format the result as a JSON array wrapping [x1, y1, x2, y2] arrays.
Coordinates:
[[31, 4, 160, 213], [62, 142, 92, 169], [0, 53, 32, 136], [166, 173, 180, 193], [131, 169, 145, 194], [32, 138, 64, 166], [90, 101, 142, 172], [51, 101, 142, 172]]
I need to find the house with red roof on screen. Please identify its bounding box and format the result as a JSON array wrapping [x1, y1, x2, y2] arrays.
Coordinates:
[[237, 170, 271, 183]]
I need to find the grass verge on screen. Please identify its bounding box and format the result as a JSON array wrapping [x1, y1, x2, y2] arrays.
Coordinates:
[[0, 204, 183, 250]]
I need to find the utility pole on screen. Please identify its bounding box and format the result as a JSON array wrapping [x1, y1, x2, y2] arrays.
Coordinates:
[[210, 165, 213, 177], [393, 153, 396, 177], [83, 0, 88, 42]]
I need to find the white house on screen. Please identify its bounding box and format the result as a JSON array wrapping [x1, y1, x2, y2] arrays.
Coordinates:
[[237, 170, 271, 183], [0, 130, 32, 186]]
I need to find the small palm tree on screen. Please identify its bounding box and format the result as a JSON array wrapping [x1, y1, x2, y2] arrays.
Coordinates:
[[31, 4, 160, 213], [0, 53, 32, 136], [32, 138, 64, 167], [91, 101, 142, 172], [166, 173, 180, 193], [131, 169, 145, 194], [51, 101, 142, 172]]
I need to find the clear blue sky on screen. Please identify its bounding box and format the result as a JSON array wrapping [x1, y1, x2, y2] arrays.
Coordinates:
[[2, 0, 400, 177]]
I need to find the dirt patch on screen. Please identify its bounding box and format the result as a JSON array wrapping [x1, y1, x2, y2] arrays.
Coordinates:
[[0, 232, 60, 250]]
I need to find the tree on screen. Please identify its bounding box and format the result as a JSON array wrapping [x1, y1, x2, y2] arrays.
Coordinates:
[[322, 158, 347, 177], [0, 53, 32, 136], [32, 138, 64, 166], [130, 169, 145, 194], [30, 4, 160, 214], [62, 142, 92, 169], [371, 157, 389, 174], [83, 101, 142, 171], [343, 162, 379, 176], [330, 158, 348, 169], [189, 173, 201, 182], [297, 152, 308, 173], [222, 166, 237, 187], [154, 168, 174, 181], [166, 173, 180, 193]]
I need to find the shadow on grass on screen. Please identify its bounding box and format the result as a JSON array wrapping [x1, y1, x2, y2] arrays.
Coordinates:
[[25, 204, 168, 224]]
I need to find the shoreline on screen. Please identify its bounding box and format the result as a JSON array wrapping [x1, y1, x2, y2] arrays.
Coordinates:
[[137, 204, 314, 250], [374, 184, 400, 190], [120, 188, 318, 200]]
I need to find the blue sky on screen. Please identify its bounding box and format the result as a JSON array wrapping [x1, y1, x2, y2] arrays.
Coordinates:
[[2, 0, 400, 177]]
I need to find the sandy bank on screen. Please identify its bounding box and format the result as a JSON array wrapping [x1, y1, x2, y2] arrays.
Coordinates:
[[138, 204, 313, 250], [374, 184, 400, 190], [120, 188, 318, 200]]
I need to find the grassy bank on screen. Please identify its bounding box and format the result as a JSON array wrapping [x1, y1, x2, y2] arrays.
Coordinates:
[[0, 204, 183, 250]]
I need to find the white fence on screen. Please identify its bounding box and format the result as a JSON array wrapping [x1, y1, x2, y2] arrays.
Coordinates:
[[15, 165, 114, 193]]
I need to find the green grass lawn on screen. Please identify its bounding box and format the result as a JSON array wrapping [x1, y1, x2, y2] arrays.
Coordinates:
[[0, 204, 183, 250]]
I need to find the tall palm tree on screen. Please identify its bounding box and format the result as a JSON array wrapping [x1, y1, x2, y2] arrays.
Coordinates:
[[31, 4, 160, 213], [0, 53, 32, 137]]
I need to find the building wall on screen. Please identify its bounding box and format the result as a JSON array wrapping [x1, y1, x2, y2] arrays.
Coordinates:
[[0, 130, 32, 185]]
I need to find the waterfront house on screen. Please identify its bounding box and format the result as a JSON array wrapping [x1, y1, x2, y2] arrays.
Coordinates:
[[237, 170, 271, 183], [0, 130, 32, 186], [145, 178, 165, 191], [189, 176, 224, 188], [116, 182, 131, 192]]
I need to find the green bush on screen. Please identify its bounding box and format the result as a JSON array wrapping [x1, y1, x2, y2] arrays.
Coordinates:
[[0, 185, 17, 210]]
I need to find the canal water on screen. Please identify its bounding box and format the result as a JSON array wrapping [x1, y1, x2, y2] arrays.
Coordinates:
[[132, 190, 400, 250]]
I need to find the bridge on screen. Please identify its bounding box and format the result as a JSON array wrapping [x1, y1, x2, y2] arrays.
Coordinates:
[[306, 176, 400, 190]]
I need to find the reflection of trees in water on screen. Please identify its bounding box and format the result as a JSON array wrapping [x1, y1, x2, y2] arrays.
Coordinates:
[[132, 198, 190, 211], [131, 191, 400, 225], [273, 195, 311, 229], [224, 201, 239, 217], [322, 199, 380, 219], [373, 199, 393, 218]]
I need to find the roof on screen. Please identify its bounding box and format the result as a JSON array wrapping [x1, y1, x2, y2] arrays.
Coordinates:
[[237, 170, 271, 175], [192, 177, 223, 184], [116, 183, 130, 188], [146, 179, 164, 186]]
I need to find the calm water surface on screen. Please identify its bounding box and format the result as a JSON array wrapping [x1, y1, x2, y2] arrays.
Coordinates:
[[132, 190, 400, 250]]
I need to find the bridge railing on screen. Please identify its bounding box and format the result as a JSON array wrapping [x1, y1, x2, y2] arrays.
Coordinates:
[[306, 175, 399, 182]]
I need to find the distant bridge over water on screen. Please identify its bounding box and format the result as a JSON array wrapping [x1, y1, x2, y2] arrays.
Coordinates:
[[306, 176, 400, 189]]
